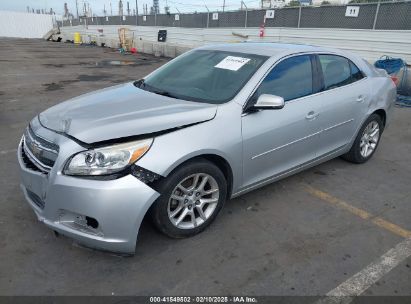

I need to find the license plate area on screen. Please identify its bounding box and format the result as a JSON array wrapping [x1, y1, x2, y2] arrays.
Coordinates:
[[20, 161, 48, 209]]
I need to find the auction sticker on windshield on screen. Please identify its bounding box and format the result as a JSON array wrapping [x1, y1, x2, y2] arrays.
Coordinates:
[[214, 56, 251, 71]]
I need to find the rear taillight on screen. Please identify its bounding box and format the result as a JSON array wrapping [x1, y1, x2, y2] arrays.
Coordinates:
[[391, 75, 399, 86]]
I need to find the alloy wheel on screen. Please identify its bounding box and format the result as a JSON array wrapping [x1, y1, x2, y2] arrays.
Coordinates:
[[167, 173, 220, 229], [360, 120, 380, 158]]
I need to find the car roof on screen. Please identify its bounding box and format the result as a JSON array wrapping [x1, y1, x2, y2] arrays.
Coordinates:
[[198, 42, 346, 58], [196, 42, 372, 76]]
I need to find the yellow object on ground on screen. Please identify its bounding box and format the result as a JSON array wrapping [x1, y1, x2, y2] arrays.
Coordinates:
[[74, 32, 82, 44]]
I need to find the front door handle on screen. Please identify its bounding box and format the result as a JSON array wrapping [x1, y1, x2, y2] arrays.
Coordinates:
[[306, 111, 319, 120], [356, 95, 365, 103]]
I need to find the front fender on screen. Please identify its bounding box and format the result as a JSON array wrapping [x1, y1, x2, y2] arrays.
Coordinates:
[[136, 102, 244, 195]]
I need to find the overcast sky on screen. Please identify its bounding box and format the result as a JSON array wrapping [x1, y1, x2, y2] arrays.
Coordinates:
[[0, 0, 263, 15]]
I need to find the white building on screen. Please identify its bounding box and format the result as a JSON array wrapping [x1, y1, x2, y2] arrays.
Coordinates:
[[262, 0, 286, 9], [312, 0, 349, 5]]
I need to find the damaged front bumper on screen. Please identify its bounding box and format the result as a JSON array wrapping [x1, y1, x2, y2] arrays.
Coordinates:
[[17, 133, 160, 254]]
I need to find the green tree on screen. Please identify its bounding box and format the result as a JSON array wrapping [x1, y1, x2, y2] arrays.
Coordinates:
[[288, 0, 301, 6], [321, 0, 331, 4]]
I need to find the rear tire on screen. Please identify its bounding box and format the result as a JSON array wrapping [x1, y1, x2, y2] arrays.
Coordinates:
[[151, 159, 227, 238], [342, 113, 383, 164]]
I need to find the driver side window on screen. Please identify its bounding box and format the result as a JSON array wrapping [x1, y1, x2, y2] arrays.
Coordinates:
[[255, 55, 314, 102]]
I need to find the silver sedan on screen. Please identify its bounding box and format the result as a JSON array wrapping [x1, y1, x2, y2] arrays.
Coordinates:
[[18, 43, 396, 253]]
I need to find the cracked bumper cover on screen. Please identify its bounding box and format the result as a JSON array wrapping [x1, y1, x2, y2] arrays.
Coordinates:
[[17, 140, 160, 254]]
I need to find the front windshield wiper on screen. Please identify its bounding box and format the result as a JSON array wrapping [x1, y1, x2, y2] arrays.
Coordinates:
[[151, 90, 179, 99], [134, 79, 145, 88], [135, 79, 179, 99]]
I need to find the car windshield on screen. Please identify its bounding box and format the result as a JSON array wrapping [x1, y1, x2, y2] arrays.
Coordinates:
[[137, 50, 268, 104]]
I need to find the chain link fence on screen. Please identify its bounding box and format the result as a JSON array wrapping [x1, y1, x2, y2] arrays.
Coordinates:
[[60, 1, 411, 30]]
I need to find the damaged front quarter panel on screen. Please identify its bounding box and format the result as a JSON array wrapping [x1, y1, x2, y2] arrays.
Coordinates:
[[52, 118, 217, 189]]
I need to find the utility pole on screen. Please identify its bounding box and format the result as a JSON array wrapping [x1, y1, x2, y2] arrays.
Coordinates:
[[119, 0, 123, 16], [222, 0, 225, 12], [75, 0, 79, 18], [241, 1, 248, 28], [204, 4, 210, 28], [136, 0, 138, 26], [155, 0, 160, 14], [372, 0, 381, 30]]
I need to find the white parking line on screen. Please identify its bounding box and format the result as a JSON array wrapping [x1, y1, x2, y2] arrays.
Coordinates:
[[0, 149, 17, 155], [317, 237, 411, 304]]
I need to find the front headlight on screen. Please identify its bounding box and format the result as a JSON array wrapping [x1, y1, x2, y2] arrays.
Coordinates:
[[64, 138, 153, 176]]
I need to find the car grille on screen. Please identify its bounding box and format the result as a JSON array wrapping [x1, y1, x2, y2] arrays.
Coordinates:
[[22, 126, 59, 173], [26, 189, 45, 209], [20, 143, 43, 173]]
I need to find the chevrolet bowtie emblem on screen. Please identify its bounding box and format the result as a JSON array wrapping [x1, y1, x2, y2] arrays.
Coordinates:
[[30, 140, 42, 158]]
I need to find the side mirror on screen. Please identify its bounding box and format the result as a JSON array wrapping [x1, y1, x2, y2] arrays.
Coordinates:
[[254, 94, 285, 110]]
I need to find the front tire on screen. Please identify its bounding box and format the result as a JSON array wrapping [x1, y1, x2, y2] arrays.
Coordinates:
[[151, 159, 227, 238], [342, 113, 383, 164]]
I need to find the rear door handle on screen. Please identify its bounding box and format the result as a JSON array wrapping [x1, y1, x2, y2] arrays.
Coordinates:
[[356, 95, 365, 103], [306, 111, 319, 120]]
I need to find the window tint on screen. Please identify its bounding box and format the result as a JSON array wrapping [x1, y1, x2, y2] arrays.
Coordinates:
[[319, 55, 364, 90], [256, 55, 313, 102], [319, 55, 351, 90], [350, 61, 364, 81]]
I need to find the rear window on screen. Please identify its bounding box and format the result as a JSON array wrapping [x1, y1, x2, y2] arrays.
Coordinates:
[[319, 55, 364, 90]]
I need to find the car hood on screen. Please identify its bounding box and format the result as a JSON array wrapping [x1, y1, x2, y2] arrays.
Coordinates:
[[38, 82, 217, 144]]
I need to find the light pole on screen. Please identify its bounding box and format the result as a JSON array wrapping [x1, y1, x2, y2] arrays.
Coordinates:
[[136, 0, 138, 26], [241, 1, 248, 28], [204, 4, 210, 28], [75, 0, 79, 18]]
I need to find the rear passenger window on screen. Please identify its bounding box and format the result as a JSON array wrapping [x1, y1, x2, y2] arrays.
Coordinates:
[[256, 55, 313, 102], [350, 61, 364, 81], [319, 55, 364, 90]]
